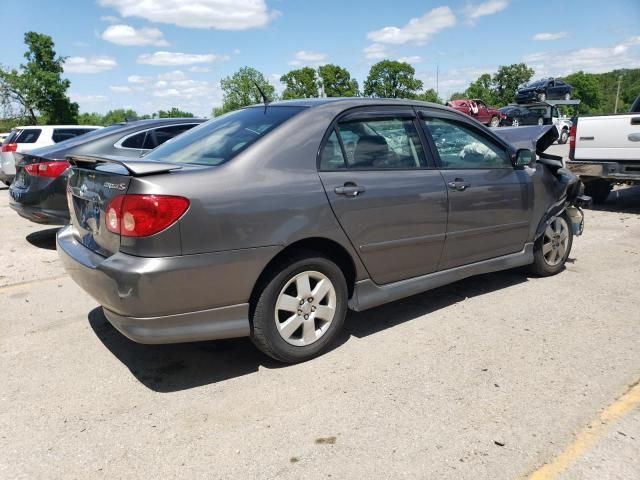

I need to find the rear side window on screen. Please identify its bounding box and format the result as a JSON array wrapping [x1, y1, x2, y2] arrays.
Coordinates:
[[52, 128, 95, 143], [331, 117, 426, 170], [2, 130, 20, 145], [145, 107, 305, 166], [319, 131, 346, 170], [15, 129, 41, 143], [120, 131, 152, 149]]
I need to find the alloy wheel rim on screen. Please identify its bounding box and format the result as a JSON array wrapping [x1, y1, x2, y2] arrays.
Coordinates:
[[274, 271, 337, 347], [542, 217, 569, 267], [512, 118, 519, 127], [491, 117, 499, 127]]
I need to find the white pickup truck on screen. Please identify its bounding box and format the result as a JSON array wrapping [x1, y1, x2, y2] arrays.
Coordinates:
[[566, 96, 640, 203]]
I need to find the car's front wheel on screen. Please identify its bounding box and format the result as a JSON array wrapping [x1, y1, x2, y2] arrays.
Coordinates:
[[537, 117, 544, 126], [512, 118, 520, 127], [558, 128, 569, 144], [529, 214, 573, 277], [251, 253, 348, 363], [538, 92, 547, 102], [489, 116, 500, 127]]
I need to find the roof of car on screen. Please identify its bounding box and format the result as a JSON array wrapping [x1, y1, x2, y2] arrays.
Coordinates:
[[12, 125, 103, 129], [247, 97, 453, 112]]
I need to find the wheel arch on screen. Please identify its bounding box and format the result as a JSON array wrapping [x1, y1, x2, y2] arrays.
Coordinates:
[[249, 237, 358, 314]]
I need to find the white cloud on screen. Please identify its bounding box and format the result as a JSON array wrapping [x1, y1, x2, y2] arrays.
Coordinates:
[[533, 32, 568, 41], [70, 93, 108, 104], [100, 15, 120, 23], [98, 0, 280, 30], [288, 50, 327, 66], [524, 36, 640, 76], [363, 43, 390, 59], [189, 66, 211, 73], [137, 51, 229, 66], [109, 85, 133, 93], [158, 70, 187, 81], [367, 6, 456, 45], [101, 24, 168, 46], [64, 56, 117, 74], [417, 65, 497, 100], [398, 56, 422, 64], [463, 0, 509, 25], [127, 74, 151, 84]]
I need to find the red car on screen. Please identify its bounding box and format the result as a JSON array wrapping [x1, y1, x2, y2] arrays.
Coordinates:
[[445, 99, 506, 127]]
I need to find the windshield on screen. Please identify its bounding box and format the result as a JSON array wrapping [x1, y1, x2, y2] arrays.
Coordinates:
[[525, 80, 546, 88], [145, 106, 306, 166], [499, 107, 517, 114]]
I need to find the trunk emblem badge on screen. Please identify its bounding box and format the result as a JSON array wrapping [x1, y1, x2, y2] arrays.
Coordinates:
[[104, 182, 127, 191]]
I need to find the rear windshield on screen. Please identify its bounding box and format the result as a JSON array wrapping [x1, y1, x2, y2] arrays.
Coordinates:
[[15, 129, 42, 143], [145, 106, 306, 166]]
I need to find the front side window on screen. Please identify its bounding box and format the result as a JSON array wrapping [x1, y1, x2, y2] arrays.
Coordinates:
[[333, 117, 426, 169], [145, 106, 305, 166], [423, 118, 511, 169], [15, 129, 41, 143]]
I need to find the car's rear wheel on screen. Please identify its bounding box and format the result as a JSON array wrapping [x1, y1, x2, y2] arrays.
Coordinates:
[[538, 92, 547, 102], [512, 118, 520, 127], [558, 128, 569, 144], [584, 179, 612, 204], [489, 116, 500, 127], [251, 253, 348, 363], [564, 92, 571, 100], [537, 117, 544, 126], [529, 214, 573, 277]]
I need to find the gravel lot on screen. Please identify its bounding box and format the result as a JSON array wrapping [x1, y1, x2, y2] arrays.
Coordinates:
[[1, 146, 639, 479]]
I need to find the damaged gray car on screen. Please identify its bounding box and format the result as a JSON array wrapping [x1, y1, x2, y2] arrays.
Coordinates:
[[57, 98, 589, 363]]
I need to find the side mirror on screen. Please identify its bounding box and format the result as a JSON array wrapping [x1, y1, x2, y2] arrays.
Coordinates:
[[515, 149, 536, 168]]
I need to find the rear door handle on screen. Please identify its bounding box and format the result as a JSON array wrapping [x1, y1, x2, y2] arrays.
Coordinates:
[[335, 184, 366, 197], [630, 117, 640, 125], [447, 179, 470, 191], [629, 133, 640, 142]]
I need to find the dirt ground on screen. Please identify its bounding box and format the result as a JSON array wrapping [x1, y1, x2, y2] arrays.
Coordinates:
[[1, 153, 639, 479]]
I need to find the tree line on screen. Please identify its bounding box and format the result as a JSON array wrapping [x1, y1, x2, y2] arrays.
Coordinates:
[[2, 31, 639, 131]]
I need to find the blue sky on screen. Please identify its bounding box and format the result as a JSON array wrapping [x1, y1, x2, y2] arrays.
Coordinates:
[[3, 0, 639, 116]]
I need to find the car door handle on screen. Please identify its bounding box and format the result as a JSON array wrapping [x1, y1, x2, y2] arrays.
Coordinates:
[[630, 117, 640, 125], [629, 133, 640, 142], [447, 179, 470, 191], [335, 183, 366, 197]]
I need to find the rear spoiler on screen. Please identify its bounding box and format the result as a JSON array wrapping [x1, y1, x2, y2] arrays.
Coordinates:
[[67, 154, 182, 176]]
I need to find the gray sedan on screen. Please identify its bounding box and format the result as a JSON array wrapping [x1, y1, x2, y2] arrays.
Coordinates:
[[57, 98, 586, 363]]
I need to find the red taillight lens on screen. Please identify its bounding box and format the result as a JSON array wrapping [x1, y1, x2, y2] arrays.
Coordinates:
[[568, 123, 577, 160], [105, 195, 189, 237], [24, 161, 70, 178], [1, 143, 17, 153]]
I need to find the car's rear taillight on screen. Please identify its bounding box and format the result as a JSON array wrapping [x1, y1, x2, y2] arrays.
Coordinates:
[[24, 160, 70, 178], [105, 194, 189, 237], [1, 143, 17, 153], [568, 123, 577, 160]]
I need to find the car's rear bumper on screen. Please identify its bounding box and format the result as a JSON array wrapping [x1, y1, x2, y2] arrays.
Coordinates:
[[57, 225, 281, 344], [10, 202, 69, 224], [566, 160, 640, 181]]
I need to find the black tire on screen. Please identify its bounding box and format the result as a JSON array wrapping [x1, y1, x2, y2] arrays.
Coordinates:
[[512, 118, 520, 127], [538, 92, 547, 102], [584, 180, 612, 204], [250, 252, 348, 363], [537, 117, 544, 126], [529, 214, 573, 277], [558, 128, 569, 144], [564, 92, 571, 100], [489, 116, 500, 128]]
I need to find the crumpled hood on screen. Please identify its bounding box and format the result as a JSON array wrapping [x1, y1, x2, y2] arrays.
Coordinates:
[[492, 124, 559, 154]]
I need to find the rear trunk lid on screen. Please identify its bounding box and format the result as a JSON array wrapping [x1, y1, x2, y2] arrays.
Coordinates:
[[67, 155, 182, 257]]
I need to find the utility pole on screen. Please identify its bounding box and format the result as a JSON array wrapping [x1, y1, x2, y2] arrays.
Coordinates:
[[614, 74, 623, 114], [436, 65, 439, 98]]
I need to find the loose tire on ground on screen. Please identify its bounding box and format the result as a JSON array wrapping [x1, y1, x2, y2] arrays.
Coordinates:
[[584, 179, 612, 204], [250, 252, 348, 363]]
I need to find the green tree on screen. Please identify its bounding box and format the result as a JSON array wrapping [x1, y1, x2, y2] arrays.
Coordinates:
[[0, 32, 78, 124], [78, 112, 105, 125], [102, 109, 139, 124], [465, 73, 496, 105], [214, 67, 276, 116], [563, 71, 604, 114], [363, 60, 423, 99], [415, 88, 442, 104], [448, 92, 467, 101], [280, 67, 319, 100], [158, 107, 194, 118], [492, 63, 535, 106], [318, 64, 359, 97]]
